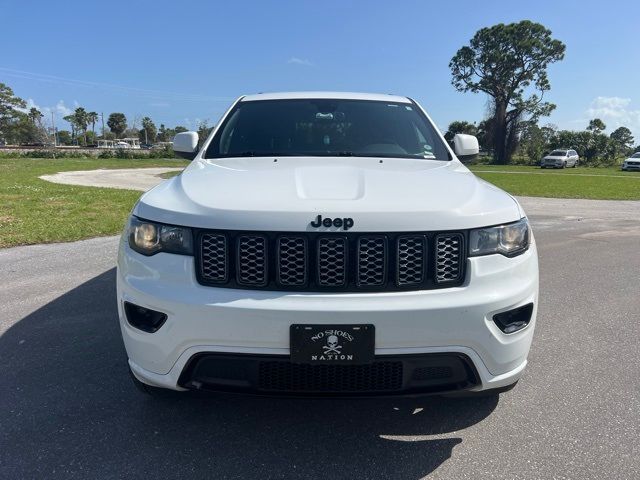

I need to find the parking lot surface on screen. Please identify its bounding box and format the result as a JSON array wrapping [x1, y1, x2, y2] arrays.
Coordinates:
[[1, 201, 639, 479]]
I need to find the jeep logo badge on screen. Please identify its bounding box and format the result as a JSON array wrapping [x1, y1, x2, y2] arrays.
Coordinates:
[[310, 215, 354, 230]]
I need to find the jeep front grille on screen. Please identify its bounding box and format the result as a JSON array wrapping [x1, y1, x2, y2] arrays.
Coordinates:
[[236, 235, 267, 286], [435, 233, 464, 283], [200, 233, 228, 282], [197, 230, 466, 292]]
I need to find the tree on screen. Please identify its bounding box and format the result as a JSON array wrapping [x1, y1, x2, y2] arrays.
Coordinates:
[[609, 126, 634, 154], [475, 118, 494, 153], [107, 112, 127, 138], [87, 112, 99, 141], [587, 118, 606, 134], [157, 123, 169, 142], [174, 126, 188, 134], [63, 114, 79, 144], [197, 120, 213, 141], [449, 21, 565, 164], [73, 107, 89, 145], [0, 82, 27, 142], [57, 130, 73, 145], [444, 121, 477, 141], [519, 122, 545, 164], [28, 107, 43, 124], [140, 116, 157, 144]]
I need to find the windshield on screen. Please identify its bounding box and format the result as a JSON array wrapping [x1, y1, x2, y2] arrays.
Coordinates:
[[205, 99, 450, 160], [549, 150, 568, 156], [631, 153, 640, 158]]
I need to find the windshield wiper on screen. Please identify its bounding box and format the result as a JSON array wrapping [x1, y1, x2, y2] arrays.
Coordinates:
[[336, 151, 356, 156]]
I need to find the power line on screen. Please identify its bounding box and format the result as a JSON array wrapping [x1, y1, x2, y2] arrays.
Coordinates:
[[0, 67, 233, 103]]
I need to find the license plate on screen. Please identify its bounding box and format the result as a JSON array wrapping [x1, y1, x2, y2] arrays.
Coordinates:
[[290, 324, 375, 365]]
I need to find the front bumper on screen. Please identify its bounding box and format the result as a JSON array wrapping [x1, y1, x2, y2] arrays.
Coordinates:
[[118, 237, 538, 394], [542, 160, 563, 167], [622, 163, 640, 170]]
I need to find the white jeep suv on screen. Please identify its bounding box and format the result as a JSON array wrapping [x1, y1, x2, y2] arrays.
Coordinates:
[[541, 149, 579, 168], [117, 92, 538, 397], [622, 152, 640, 171]]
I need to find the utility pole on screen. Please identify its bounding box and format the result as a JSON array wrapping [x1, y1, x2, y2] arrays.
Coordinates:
[[101, 112, 105, 139], [51, 111, 57, 147]]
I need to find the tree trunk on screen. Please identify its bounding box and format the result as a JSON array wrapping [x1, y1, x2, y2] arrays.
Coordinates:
[[492, 100, 508, 164]]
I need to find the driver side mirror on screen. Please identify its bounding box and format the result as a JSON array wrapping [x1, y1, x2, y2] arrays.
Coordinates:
[[453, 134, 479, 163], [173, 132, 199, 160]]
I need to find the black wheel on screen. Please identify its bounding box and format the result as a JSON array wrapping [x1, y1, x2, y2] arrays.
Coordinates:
[[541, 166, 546, 169]]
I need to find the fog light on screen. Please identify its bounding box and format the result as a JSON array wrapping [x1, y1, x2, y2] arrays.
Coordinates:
[[124, 302, 167, 333], [493, 303, 533, 334]]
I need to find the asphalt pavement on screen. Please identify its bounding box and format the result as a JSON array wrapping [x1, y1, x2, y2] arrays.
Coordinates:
[[0, 202, 639, 479]]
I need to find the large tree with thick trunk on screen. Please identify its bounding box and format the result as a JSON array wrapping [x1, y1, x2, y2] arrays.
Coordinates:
[[450, 21, 565, 164]]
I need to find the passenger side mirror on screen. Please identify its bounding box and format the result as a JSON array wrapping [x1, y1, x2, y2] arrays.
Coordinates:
[[173, 132, 199, 160], [453, 134, 479, 163]]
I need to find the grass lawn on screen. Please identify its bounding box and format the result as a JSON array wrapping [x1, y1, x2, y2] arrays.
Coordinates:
[[0, 157, 188, 248], [1, 158, 638, 249], [469, 165, 640, 200], [158, 170, 182, 179]]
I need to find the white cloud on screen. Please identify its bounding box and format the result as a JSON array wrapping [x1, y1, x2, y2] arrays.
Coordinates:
[[287, 57, 314, 67], [586, 96, 640, 141], [54, 100, 72, 117], [16, 99, 73, 124]]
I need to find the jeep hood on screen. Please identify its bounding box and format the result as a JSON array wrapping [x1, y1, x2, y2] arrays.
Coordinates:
[[134, 157, 522, 231]]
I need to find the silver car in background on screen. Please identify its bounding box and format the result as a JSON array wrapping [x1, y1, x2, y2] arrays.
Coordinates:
[[621, 152, 640, 171], [541, 149, 579, 168]]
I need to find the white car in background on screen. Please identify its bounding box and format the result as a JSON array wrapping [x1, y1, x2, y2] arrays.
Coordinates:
[[541, 149, 579, 168], [621, 152, 640, 171]]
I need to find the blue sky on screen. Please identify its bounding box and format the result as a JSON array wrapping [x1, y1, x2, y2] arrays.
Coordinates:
[[2, 0, 639, 141]]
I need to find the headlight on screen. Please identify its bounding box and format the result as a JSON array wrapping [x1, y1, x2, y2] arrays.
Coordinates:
[[127, 216, 193, 256], [469, 218, 530, 257]]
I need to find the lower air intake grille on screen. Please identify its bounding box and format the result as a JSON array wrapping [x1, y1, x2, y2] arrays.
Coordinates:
[[258, 361, 403, 392]]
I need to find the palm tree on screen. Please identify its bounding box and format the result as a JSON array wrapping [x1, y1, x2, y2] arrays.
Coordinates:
[[87, 111, 99, 141], [28, 107, 43, 124], [63, 114, 77, 144], [73, 107, 89, 146]]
